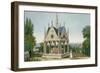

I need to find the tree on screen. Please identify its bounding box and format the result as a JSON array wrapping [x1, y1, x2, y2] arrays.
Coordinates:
[[39, 42, 44, 53], [24, 35, 36, 51], [24, 18, 33, 35], [24, 18, 36, 58], [82, 25, 90, 56]]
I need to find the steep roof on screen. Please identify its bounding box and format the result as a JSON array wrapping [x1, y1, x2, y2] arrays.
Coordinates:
[[46, 26, 66, 36], [58, 26, 66, 33], [47, 26, 58, 35]]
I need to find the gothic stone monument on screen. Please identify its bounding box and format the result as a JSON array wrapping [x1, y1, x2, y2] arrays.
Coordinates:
[[43, 14, 70, 59]]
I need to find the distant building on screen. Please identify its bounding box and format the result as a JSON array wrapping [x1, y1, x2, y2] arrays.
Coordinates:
[[43, 14, 70, 58]]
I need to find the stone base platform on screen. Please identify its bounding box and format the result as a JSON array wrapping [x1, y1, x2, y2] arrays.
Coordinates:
[[42, 54, 63, 59]]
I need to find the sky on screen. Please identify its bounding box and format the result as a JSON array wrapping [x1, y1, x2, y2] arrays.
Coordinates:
[[24, 11, 90, 44]]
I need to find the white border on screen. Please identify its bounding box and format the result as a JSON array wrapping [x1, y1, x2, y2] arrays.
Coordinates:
[[19, 5, 96, 68]]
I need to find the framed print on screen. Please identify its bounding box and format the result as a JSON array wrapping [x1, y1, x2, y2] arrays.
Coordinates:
[[11, 1, 98, 71]]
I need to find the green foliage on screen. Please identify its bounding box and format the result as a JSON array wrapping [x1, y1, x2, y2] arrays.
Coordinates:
[[24, 18, 33, 35], [24, 18, 36, 54], [82, 25, 90, 56], [82, 26, 90, 38], [24, 35, 36, 51], [39, 42, 44, 53], [70, 46, 81, 53]]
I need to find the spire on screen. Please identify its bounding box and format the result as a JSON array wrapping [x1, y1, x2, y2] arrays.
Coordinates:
[[67, 27, 69, 35], [67, 26, 69, 53], [44, 26, 46, 33], [67, 27, 69, 42], [55, 13, 59, 28], [44, 26, 46, 41], [63, 22, 65, 27], [51, 20, 53, 27], [48, 22, 50, 28], [59, 22, 61, 27]]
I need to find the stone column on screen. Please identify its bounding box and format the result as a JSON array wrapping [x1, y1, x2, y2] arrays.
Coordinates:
[[59, 40, 61, 54], [49, 41, 51, 54], [63, 42, 65, 54], [44, 41, 46, 54], [58, 41, 60, 54], [67, 41, 69, 54]]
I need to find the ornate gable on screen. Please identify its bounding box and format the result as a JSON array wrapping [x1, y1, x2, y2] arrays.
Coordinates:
[[45, 27, 59, 41]]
